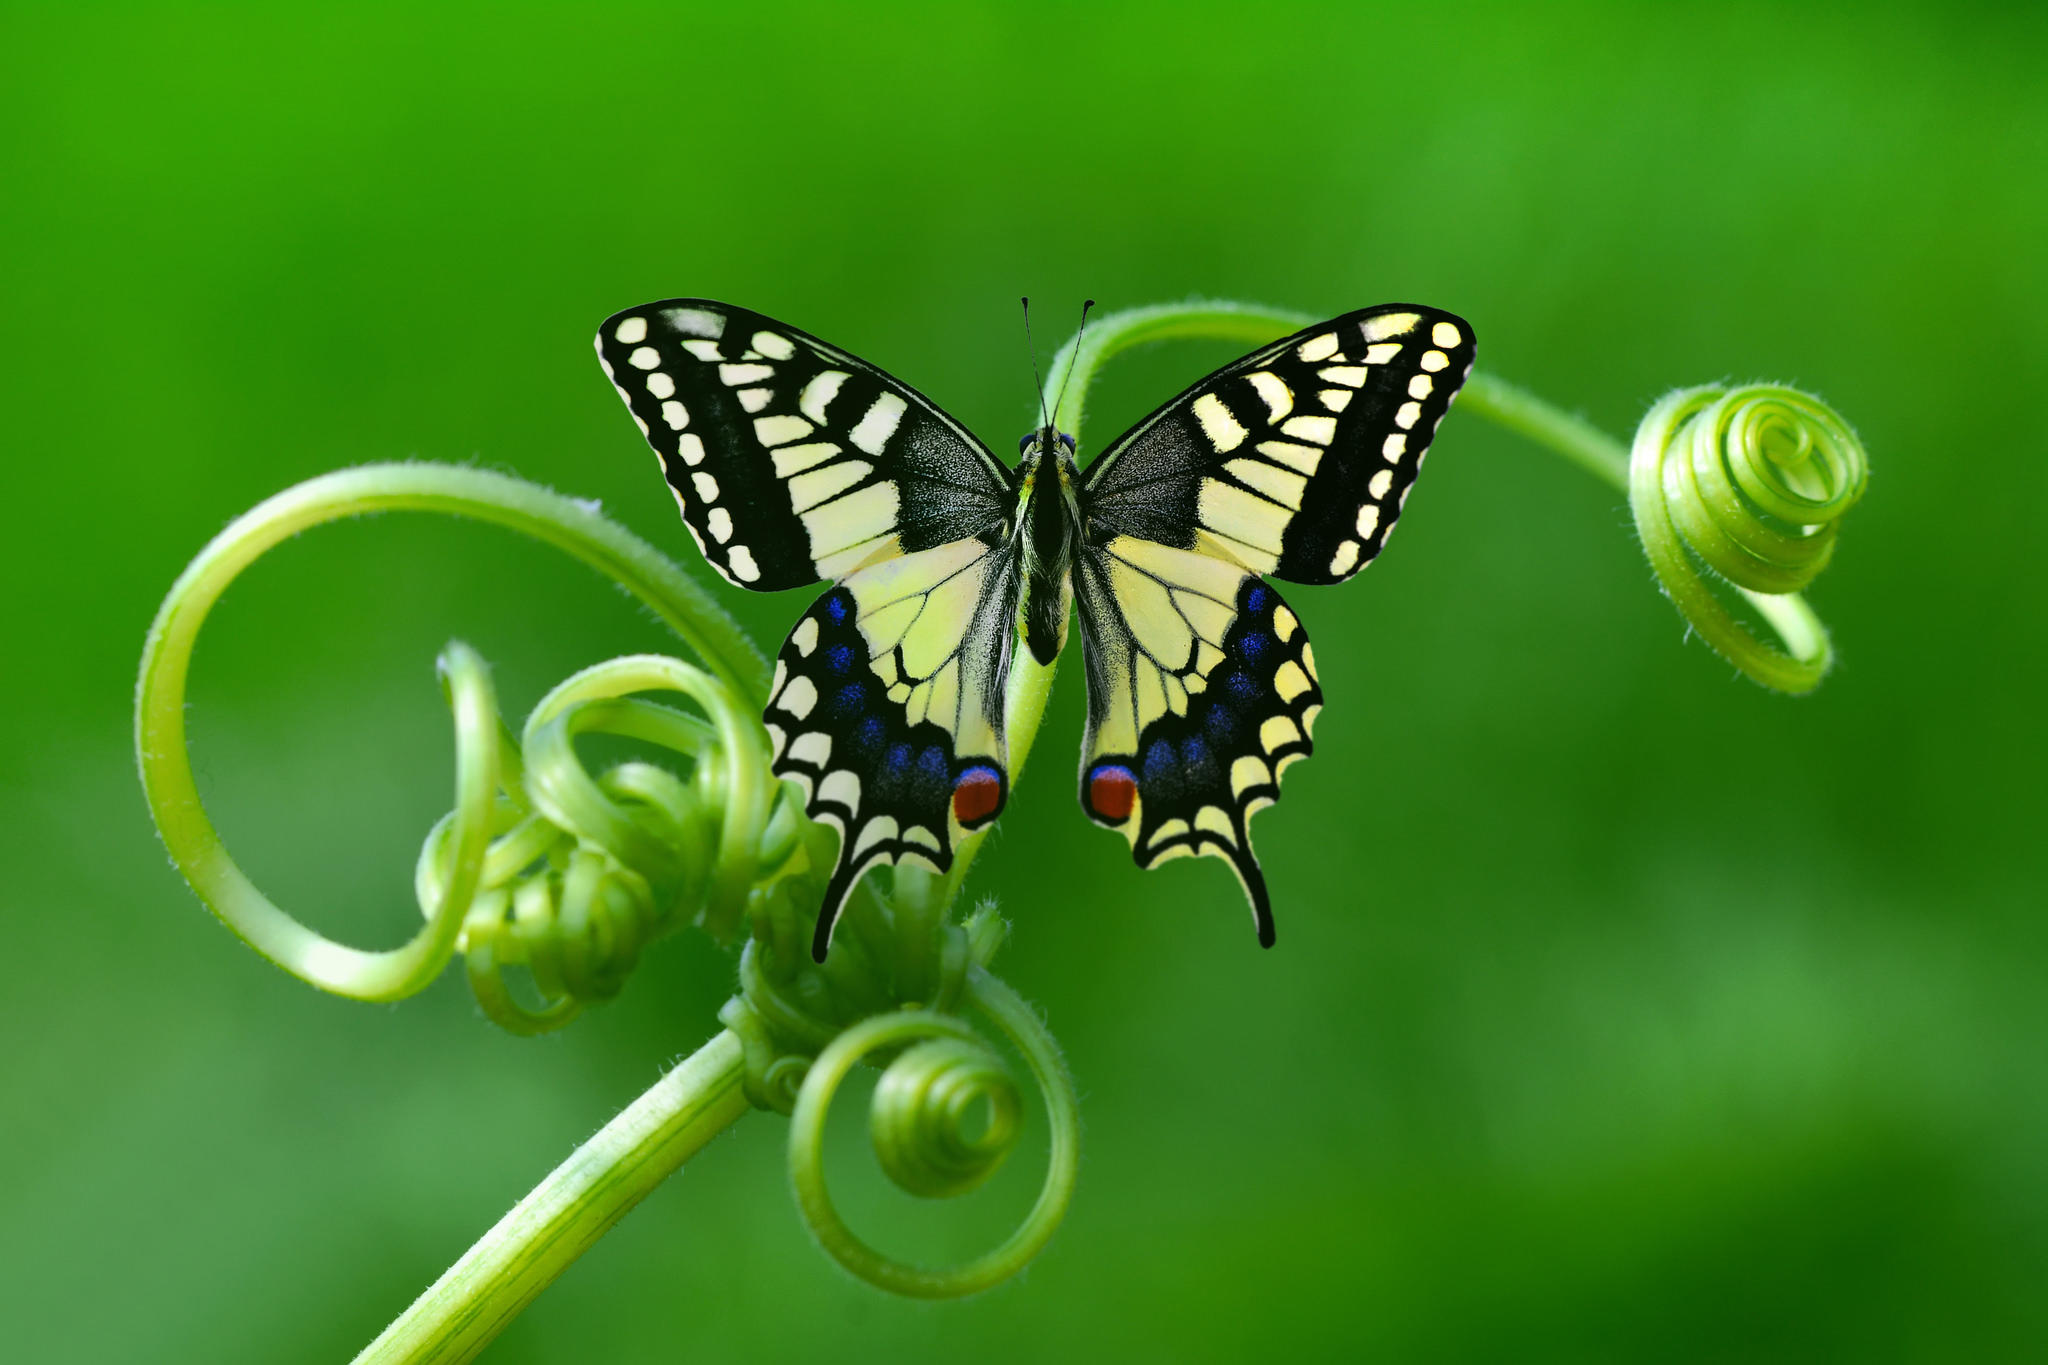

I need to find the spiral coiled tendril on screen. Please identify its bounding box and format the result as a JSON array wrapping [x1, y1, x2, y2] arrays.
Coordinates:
[[784, 967, 1080, 1299], [1629, 384, 1869, 693]]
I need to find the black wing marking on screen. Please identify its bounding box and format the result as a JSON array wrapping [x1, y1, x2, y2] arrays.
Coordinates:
[[1080, 305, 1475, 584], [764, 535, 1019, 959], [1072, 536, 1322, 946], [596, 298, 1014, 590]]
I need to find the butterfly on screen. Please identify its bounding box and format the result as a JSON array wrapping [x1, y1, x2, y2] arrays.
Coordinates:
[[596, 299, 1474, 960]]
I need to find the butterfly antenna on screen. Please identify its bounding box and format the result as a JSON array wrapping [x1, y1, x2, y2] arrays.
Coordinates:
[[1022, 296, 1052, 432], [1050, 298, 1096, 434]]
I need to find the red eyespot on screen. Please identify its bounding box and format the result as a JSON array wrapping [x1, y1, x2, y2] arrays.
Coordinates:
[[1087, 765, 1137, 823], [952, 766, 1004, 826]]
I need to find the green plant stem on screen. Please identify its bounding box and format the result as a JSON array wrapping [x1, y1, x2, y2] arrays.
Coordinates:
[[354, 1029, 750, 1365]]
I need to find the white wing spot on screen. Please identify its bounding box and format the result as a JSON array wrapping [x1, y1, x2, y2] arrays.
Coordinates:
[[613, 316, 648, 344], [752, 330, 796, 360], [1273, 606, 1298, 643], [754, 414, 814, 446], [679, 433, 707, 465], [707, 507, 733, 543], [1408, 374, 1434, 400], [1368, 469, 1394, 499], [660, 400, 689, 430], [1382, 433, 1407, 460], [819, 769, 861, 810], [849, 393, 907, 455], [1421, 349, 1450, 373], [662, 307, 725, 338], [1395, 402, 1422, 430], [691, 472, 720, 502], [628, 346, 660, 370], [800, 370, 849, 424], [1280, 415, 1336, 446], [789, 730, 831, 766], [791, 617, 820, 655], [737, 388, 772, 413], [1319, 388, 1353, 413], [719, 363, 773, 386], [1364, 343, 1402, 365], [780, 674, 818, 719], [1193, 393, 1248, 452], [681, 339, 723, 361], [1431, 321, 1463, 348], [1297, 332, 1339, 362], [1356, 503, 1382, 538], [645, 371, 675, 398], [1362, 312, 1421, 342], [1329, 540, 1361, 575], [727, 544, 762, 582], [1318, 366, 1366, 387]]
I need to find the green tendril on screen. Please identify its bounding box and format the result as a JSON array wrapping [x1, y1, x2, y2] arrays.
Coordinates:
[[135, 464, 776, 1008], [786, 968, 1079, 1298], [1628, 384, 1868, 692]]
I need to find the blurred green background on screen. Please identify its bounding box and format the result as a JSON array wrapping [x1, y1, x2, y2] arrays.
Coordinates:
[[4, 2, 2044, 1360]]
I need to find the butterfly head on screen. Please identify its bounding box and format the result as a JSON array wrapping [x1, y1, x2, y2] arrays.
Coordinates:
[[1015, 427, 1079, 474]]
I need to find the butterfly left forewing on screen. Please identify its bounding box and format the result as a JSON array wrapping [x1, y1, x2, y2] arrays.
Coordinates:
[[767, 535, 1019, 959], [596, 299, 1013, 590]]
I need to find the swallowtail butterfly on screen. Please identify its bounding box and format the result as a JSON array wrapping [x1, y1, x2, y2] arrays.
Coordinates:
[[596, 300, 1475, 959]]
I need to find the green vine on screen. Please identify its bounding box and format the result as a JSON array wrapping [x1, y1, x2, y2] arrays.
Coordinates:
[[134, 298, 1868, 1365]]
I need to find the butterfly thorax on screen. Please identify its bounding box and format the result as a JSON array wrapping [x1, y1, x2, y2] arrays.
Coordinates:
[[1015, 427, 1081, 666]]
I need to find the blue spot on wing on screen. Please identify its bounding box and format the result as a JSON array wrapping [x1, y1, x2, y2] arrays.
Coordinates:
[[1244, 583, 1270, 613], [832, 683, 867, 717], [824, 592, 850, 624], [827, 644, 856, 673]]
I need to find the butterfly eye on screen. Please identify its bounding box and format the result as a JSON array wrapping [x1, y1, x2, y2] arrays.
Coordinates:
[[1018, 433, 1037, 454], [1057, 432, 1077, 452]]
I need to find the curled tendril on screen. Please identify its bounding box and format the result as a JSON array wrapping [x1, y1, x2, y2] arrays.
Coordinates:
[[785, 967, 1080, 1299], [1629, 384, 1869, 693], [133, 463, 792, 1015]]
